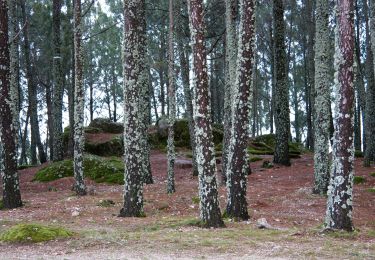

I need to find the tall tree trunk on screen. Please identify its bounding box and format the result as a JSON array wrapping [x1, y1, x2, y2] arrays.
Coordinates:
[[313, 0, 331, 195], [176, 2, 199, 176], [225, 0, 255, 221], [364, 0, 375, 166], [222, 0, 237, 184], [273, 0, 290, 166], [167, 0, 176, 194], [52, 0, 64, 162], [73, 0, 86, 196], [9, 0, 20, 146], [67, 0, 75, 158], [0, 0, 22, 209], [269, 22, 275, 134], [187, 0, 224, 228], [119, 0, 148, 218], [19, 108, 30, 165], [21, 0, 46, 165], [325, 0, 355, 232]]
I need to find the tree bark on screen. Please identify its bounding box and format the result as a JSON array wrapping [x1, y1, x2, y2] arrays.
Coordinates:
[[313, 0, 331, 195], [73, 0, 86, 196], [119, 0, 148, 217], [187, 0, 224, 228], [167, 0, 176, 194], [52, 0, 64, 162], [222, 0, 237, 185], [325, 0, 355, 232], [225, 0, 255, 221], [273, 0, 290, 166], [0, 0, 22, 209]]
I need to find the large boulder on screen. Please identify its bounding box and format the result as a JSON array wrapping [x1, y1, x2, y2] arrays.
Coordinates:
[[89, 118, 123, 134]]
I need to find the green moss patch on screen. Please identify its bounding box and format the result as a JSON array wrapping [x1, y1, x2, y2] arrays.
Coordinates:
[[33, 155, 124, 184], [370, 172, 375, 177], [367, 188, 375, 193], [353, 176, 366, 185], [191, 196, 200, 204], [0, 224, 73, 243], [0, 200, 3, 210]]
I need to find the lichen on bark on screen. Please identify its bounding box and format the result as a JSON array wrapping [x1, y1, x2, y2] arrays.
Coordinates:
[[325, 0, 355, 232], [187, 0, 224, 228]]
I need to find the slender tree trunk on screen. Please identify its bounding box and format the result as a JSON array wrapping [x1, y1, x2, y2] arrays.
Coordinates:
[[313, 0, 331, 195], [52, 0, 64, 162], [149, 71, 159, 122], [225, 0, 255, 221], [325, 0, 355, 232], [21, 0, 46, 165], [269, 22, 275, 134], [67, 0, 75, 158], [9, 0, 20, 146], [73, 0, 86, 196], [187, 0, 224, 228], [19, 108, 30, 165], [0, 0, 22, 209], [222, 0, 237, 184], [273, 0, 290, 166], [177, 34, 199, 177], [167, 0, 176, 194], [119, 0, 147, 218], [364, 0, 375, 166]]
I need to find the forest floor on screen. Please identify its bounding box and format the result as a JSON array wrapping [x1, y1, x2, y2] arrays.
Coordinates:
[[0, 149, 375, 259]]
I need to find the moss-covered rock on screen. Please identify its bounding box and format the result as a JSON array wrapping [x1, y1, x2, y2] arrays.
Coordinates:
[[354, 150, 364, 158], [33, 155, 124, 184], [89, 118, 123, 134], [0, 200, 3, 210], [85, 136, 123, 157], [249, 134, 302, 158], [149, 119, 223, 149], [0, 224, 73, 243]]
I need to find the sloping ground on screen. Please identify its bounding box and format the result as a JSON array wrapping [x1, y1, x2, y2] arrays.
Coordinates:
[[0, 151, 374, 259]]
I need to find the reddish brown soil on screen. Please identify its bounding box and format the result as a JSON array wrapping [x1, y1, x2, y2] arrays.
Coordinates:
[[0, 151, 374, 259]]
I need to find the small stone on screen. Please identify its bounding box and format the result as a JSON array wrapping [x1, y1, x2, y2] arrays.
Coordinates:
[[257, 218, 272, 229], [71, 210, 80, 217]]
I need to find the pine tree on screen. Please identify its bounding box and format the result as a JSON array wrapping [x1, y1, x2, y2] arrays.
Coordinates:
[[187, 0, 224, 228], [0, 0, 22, 209], [119, 0, 147, 217], [273, 0, 291, 166], [167, 0, 176, 194], [225, 0, 255, 220], [52, 0, 64, 162], [73, 0, 86, 196], [313, 0, 331, 194], [364, 0, 375, 166], [325, 0, 355, 232], [222, 0, 237, 184]]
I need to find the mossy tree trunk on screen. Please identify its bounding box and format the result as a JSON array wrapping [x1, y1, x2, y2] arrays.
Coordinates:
[[222, 0, 237, 185], [119, 0, 147, 217], [73, 0, 86, 196], [52, 0, 64, 162], [0, 0, 22, 209], [226, 0, 255, 221], [313, 0, 331, 195], [167, 0, 176, 194], [325, 0, 355, 232], [187, 0, 224, 228], [272, 0, 290, 166]]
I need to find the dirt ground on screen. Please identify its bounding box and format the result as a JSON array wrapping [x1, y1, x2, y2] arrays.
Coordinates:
[[0, 150, 374, 259]]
